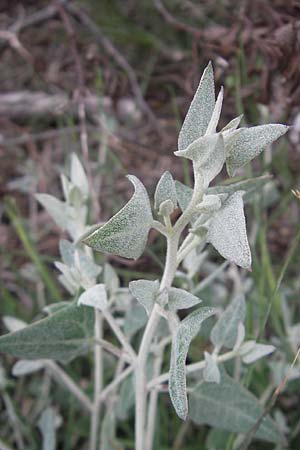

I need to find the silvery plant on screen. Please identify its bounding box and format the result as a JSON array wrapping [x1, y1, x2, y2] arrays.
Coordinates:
[[0, 63, 289, 450]]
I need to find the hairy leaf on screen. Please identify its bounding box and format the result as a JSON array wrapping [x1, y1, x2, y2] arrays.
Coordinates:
[[178, 62, 215, 150], [129, 279, 159, 315], [221, 115, 243, 132], [0, 304, 94, 363], [36, 194, 71, 230], [169, 307, 216, 420], [175, 181, 193, 212], [203, 352, 220, 383], [168, 287, 202, 311], [225, 124, 288, 177], [70, 153, 89, 199], [206, 87, 223, 135], [83, 175, 153, 259], [154, 171, 177, 212], [241, 342, 276, 364], [12, 360, 45, 377], [104, 263, 120, 296], [123, 303, 147, 339], [175, 134, 225, 188], [211, 295, 246, 349], [207, 191, 251, 269], [77, 284, 108, 311], [189, 373, 280, 443]]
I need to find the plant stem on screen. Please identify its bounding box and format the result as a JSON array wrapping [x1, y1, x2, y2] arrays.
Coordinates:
[[98, 365, 133, 403], [103, 309, 136, 361], [89, 310, 103, 450]]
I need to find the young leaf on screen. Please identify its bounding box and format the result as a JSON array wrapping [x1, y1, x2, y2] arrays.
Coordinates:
[[189, 372, 281, 443], [205, 87, 224, 135], [178, 62, 215, 151], [203, 351, 220, 383], [221, 115, 243, 132], [82, 175, 153, 260], [175, 180, 193, 212], [211, 295, 246, 349], [168, 287, 202, 311], [129, 279, 159, 315], [175, 134, 225, 188], [59, 240, 102, 281], [70, 153, 89, 199], [225, 124, 288, 177], [242, 342, 276, 364], [12, 360, 45, 377], [77, 284, 108, 311], [35, 194, 70, 230], [0, 303, 94, 363], [197, 195, 221, 214], [169, 307, 216, 420], [104, 263, 120, 296], [154, 171, 177, 212], [207, 191, 251, 269]]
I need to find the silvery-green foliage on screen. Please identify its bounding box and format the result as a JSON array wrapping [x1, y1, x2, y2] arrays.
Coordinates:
[[203, 352, 220, 383], [169, 307, 216, 420], [116, 376, 135, 420], [154, 171, 177, 213], [189, 372, 281, 443], [12, 359, 45, 377], [2, 316, 27, 332], [207, 191, 251, 269], [100, 411, 123, 450], [183, 248, 208, 279], [221, 114, 243, 132], [205, 87, 224, 136], [196, 194, 221, 214], [211, 295, 246, 350], [37, 407, 58, 450], [240, 341, 276, 364], [43, 302, 70, 315], [104, 263, 120, 296], [123, 303, 147, 339], [35, 194, 75, 231], [83, 175, 153, 259], [225, 124, 289, 177], [129, 279, 159, 315], [70, 153, 89, 199], [77, 284, 108, 311], [175, 134, 225, 189], [167, 287, 202, 311], [0, 303, 94, 362], [178, 61, 215, 151]]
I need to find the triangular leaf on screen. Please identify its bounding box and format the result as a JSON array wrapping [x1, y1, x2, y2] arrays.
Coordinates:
[[169, 307, 216, 420], [221, 115, 243, 132], [70, 153, 89, 199], [168, 287, 202, 311], [0, 304, 94, 363], [207, 191, 251, 269], [129, 279, 159, 315], [205, 87, 224, 135], [225, 124, 288, 177], [83, 175, 153, 260], [178, 62, 215, 151], [175, 134, 225, 188], [242, 342, 276, 364], [77, 284, 108, 311], [154, 171, 177, 212], [189, 372, 281, 443], [211, 295, 246, 349]]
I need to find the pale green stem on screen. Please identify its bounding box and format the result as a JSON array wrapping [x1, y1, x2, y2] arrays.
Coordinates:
[[135, 169, 204, 450], [102, 309, 136, 361], [89, 310, 103, 450]]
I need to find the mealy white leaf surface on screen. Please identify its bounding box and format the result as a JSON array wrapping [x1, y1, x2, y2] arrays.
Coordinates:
[[104, 263, 120, 296], [221, 114, 243, 132], [207, 191, 251, 269], [77, 284, 108, 311], [123, 303, 147, 339], [175, 180, 193, 212], [203, 351, 220, 383], [35, 194, 70, 230], [197, 194, 222, 214], [178, 62, 215, 151], [211, 295, 246, 349], [205, 87, 224, 135], [168, 287, 202, 311], [242, 342, 276, 364], [70, 153, 89, 199], [154, 171, 177, 211], [225, 124, 288, 177], [169, 307, 216, 420], [12, 359, 45, 377], [175, 133, 225, 188], [83, 175, 153, 259], [3, 316, 27, 332], [129, 279, 159, 315]]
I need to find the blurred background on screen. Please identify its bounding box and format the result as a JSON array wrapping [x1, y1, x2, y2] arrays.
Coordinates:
[[0, 1, 300, 449]]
